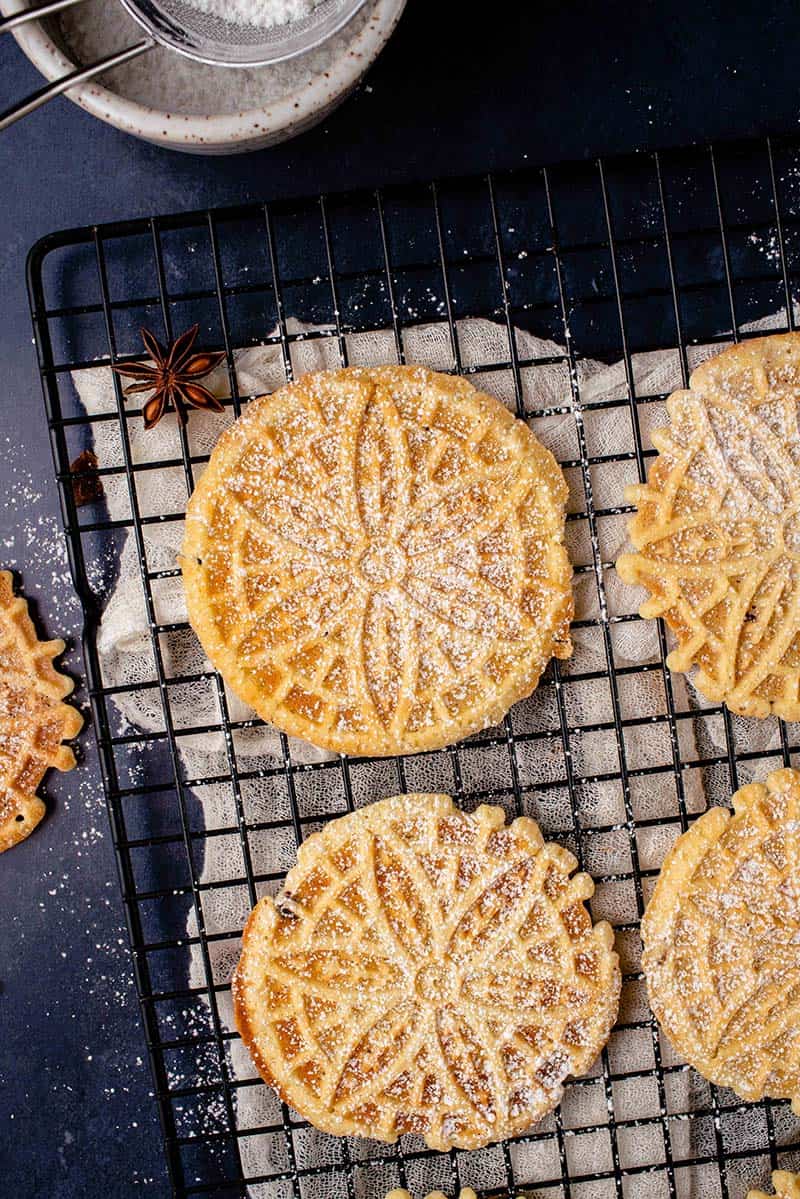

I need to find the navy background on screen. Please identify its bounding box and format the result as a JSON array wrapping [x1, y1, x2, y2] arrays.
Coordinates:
[[1, 1, 800, 1194]]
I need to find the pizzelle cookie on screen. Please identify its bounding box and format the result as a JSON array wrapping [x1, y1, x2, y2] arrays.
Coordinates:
[[386, 1191, 478, 1199], [642, 767, 800, 1111], [616, 333, 800, 720], [748, 1173, 800, 1199], [233, 794, 620, 1150], [0, 571, 82, 851], [183, 366, 572, 756]]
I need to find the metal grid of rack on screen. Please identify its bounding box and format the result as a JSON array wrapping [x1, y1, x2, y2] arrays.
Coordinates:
[[27, 134, 800, 1198]]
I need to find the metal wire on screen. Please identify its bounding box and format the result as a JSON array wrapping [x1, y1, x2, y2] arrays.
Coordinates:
[[27, 134, 800, 1199]]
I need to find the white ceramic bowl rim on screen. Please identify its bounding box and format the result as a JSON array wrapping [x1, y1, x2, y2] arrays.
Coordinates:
[[2, 0, 402, 147]]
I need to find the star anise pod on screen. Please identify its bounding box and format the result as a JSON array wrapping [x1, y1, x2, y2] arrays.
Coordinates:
[[111, 324, 226, 429]]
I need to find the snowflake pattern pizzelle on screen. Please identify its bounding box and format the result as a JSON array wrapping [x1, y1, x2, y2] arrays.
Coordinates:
[[617, 333, 800, 721], [643, 767, 800, 1114], [233, 795, 620, 1150], [183, 365, 573, 756]]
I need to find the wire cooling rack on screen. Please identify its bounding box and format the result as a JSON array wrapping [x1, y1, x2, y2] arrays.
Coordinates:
[[27, 134, 800, 1199]]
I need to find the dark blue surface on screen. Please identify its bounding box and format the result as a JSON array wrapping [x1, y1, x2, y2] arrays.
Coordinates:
[[2, 1, 800, 1194]]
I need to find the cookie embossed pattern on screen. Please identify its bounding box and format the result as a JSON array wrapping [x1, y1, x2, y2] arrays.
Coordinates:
[[617, 333, 800, 720], [183, 365, 573, 757], [233, 795, 620, 1150], [642, 767, 800, 1112]]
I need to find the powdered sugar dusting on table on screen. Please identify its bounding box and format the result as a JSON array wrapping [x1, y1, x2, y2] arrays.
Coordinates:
[[1, 436, 75, 601]]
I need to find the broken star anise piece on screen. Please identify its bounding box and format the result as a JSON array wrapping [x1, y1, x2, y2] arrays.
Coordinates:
[[112, 324, 226, 430], [69, 448, 104, 507]]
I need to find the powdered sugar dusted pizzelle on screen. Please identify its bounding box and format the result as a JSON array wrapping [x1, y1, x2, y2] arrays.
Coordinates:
[[0, 571, 82, 852], [617, 333, 800, 720], [182, 366, 572, 756], [642, 767, 800, 1111], [748, 1172, 800, 1199], [233, 794, 620, 1150]]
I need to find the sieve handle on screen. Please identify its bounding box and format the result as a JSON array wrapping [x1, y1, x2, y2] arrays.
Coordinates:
[[0, 0, 85, 34], [0, 37, 153, 131]]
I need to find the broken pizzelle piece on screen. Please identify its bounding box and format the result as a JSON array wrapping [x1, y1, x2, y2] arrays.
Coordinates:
[[642, 766, 800, 1113], [232, 794, 620, 1150], [616, 332, 800, 721], [0, 570, 83, 852], [182, 365, 573, 756]]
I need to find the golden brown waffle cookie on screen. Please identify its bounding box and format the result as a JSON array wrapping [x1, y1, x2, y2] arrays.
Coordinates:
[[642, 767, 800, 1111], [233, 794, 620, 1150], [616, 333, 800, 720], [183, 366, 572, 756], [0, 571, 82, 852], [386, 1190, 478, 1199], [748, 1172, 800, 1199]]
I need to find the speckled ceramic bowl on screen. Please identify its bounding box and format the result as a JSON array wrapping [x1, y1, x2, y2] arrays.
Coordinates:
[[2, 0, 405, 153]]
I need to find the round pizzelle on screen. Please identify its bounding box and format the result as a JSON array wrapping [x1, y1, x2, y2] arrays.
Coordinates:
[[182, 365, 572, 756], [0, 570, 82, 852], [233, 794, 620, 1151], [642, 767, 800, 1112], [616, 333, 800, 720], [748, 1173, 800, 1199]]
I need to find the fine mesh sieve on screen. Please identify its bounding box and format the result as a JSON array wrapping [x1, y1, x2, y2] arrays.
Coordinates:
[[0, 0, 368, 128], [118, 0, 369, 66]]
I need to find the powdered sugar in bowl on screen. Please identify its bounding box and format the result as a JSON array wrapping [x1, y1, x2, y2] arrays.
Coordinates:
[[185, 0, 328, 31], [117, 0, 374, 67]]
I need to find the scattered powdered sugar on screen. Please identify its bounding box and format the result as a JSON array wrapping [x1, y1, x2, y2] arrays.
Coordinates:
[[749, 230, 782, 269], [7, 767, 155, 1148], [0, 435, 77, 606], [0, 435, 164, 1175]]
